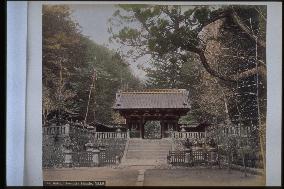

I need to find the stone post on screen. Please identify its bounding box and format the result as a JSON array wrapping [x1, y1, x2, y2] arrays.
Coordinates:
[[92, 149, 100, 166], [116, 128, 121, 138], [63, 147, 73, 168], [185, 148, 192, 166], [64, 123, 70, 136], [87, 126, 95, 141], [208, 147, 217, 167], [127, 129, 130, 138], [181, 126, 186, 138], [63, 138, 73, 168], [115, 155, 120, 164], [85, 141, 94, 152]]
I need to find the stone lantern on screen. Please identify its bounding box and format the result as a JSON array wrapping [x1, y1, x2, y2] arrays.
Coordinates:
[[85, 141, 100, 166], [63, 138, 72, 168]]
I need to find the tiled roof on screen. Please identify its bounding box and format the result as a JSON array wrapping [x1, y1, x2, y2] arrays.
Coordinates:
[[113, 89, 190, 109]]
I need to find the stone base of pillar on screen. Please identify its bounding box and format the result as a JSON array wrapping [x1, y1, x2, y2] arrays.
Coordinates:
[[184, 148, 192, 165], [92, 149, 100, 166], [63, 149, 73, 168], [115, 155, 120, 164]]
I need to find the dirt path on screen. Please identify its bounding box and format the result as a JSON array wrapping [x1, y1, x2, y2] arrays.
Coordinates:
[[43, 167, 138, 186], [144, 168, 265, 186], [43, 167, 265, 186]]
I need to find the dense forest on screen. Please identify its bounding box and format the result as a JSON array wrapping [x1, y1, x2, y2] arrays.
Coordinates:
[[43, 5, 141, 125]]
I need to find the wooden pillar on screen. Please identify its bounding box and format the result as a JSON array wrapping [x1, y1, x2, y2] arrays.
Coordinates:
[[160, 119, 163, 139], [141, 116, 145, 139], [126, 118, 130, 131], [174, 119, 178, 131], [160, 114, 165, 138], [138, 116, 142, 139]]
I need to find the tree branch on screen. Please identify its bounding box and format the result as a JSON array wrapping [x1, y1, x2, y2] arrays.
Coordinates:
[[196, 49, 237, 83], [232, 65, 266, 80], [230, 11, 266, 49], [200, 8, 266, 49], [181, 45, 236, 82]]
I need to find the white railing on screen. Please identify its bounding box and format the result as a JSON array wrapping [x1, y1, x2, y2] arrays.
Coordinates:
[[93, 132, 128, 139], [171, 132, 206, 139]]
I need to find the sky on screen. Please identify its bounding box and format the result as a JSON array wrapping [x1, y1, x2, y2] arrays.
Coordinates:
[[68, 4, 148, 80]]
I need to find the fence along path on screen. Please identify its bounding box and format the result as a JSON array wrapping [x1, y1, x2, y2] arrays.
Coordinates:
[[171, 132, 205, 139], [168, 149, 216, 165], [168, 151, 186, 165]]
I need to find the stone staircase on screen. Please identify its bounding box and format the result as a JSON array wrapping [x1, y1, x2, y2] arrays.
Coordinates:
[[120, 138, 172, 167]]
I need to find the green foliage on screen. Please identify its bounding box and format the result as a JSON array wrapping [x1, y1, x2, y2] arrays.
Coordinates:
[[144, 121, 161, 139], [43, 5, 141, 125], [109, 4, 266, 125]]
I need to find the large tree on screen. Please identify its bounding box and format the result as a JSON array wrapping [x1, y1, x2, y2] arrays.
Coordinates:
[[43, 5, 87, 123], [109, 4, 267, 168], [109, 5, 266, 83]]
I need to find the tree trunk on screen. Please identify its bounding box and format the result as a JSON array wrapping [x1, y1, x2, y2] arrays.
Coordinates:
[[84, 69, 96, 125], [58, 61, 63, 120], [228, 150, 232, 173], [242, 152, 247, 177], [255, 36, 266, 171], [216, 144, 221, 169]]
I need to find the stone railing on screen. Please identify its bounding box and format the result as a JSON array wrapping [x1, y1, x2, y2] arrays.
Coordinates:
[[171, 132, 206, 139], [93, 132, 128, 139], [43, 124, 71, 135], [43, 123, 129, 139]]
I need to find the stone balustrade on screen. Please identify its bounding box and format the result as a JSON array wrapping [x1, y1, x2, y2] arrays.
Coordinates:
[[43, 124, 128, 139], [171, 131, 206, 139], [43, 124, 205, 140], [93, 132, 128, 139], [43, 124, 70, 135]]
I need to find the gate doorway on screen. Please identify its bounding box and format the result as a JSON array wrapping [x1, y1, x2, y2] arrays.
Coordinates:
[[143, 121, 161, 139]]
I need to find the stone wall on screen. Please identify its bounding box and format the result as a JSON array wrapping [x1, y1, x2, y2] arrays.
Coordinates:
[[42, 134, 65, 168], [43, 123, 127, 168]]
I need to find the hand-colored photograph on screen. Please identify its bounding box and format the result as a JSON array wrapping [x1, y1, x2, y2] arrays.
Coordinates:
[[42, 3, 267, 186]]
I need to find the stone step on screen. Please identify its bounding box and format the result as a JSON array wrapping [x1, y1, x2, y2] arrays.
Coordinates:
[[126, 152, 169, 158], [128, 142, 171, 145], [128, 143, 171, 145], [127, 150, 170, 153], [128, 147, 170, 150], [129, 141, 171, 144], [127, 147, 171, 150], [126, 155, 166, 159], [121, 159, 167, 166], [122, 139, 173, 166], [126, 151, 168, 156], [128, 148, 168, 151], [126, 155, 167, 159], [129, 140, 171, 143], [127, 149, 170, 152]]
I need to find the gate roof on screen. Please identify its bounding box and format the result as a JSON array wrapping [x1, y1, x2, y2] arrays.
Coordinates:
[[113, 89, 190, 110]]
